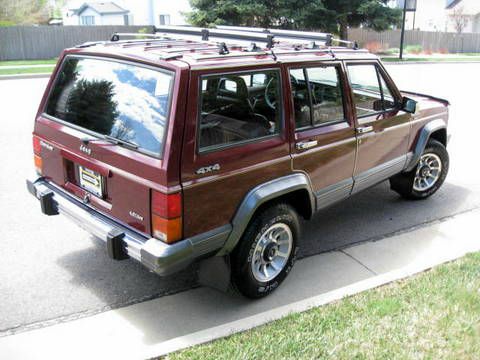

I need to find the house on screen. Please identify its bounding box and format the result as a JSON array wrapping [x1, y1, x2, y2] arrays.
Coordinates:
[[446, 0, 480, 33], [62, 1, 190, 26], [66, 2, 130, 25], [388, 0, 480, 33]]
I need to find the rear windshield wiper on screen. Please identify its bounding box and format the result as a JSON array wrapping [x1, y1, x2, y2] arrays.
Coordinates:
[[81, 135, 139, 149], [103, 135, 139, 149]]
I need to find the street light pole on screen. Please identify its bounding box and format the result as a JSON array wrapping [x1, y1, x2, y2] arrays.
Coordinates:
[[399, 0, 407, 60]]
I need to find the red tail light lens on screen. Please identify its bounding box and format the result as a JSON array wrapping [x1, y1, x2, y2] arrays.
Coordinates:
[[151, 190, 182, 244], [33, 136, 41, 155], [152, 191, 181, 219]]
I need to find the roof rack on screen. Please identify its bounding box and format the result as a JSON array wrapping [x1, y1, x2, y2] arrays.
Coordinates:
[[105, 26, 359, 58], [153, 25, 276, 48], [215, 25, 358, 49], [215, 25, 333, 45]]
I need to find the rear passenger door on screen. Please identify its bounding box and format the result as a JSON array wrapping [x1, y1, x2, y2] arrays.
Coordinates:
[[181, 67, 292, 238], [290, 62, 357, 210]]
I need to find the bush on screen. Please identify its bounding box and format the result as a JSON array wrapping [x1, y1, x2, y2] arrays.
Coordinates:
[[439, 48, 449, 54], [364, 41, 384, 54], [384, 48, 400, 55], [405, 45, 423, 54], [0, 20, 14, 27]]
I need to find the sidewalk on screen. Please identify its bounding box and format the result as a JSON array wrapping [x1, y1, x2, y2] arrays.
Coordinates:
[[0, 208, 479, 360]]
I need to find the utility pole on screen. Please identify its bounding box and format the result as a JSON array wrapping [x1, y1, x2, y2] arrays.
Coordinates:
[[399, 0, 407, 60]]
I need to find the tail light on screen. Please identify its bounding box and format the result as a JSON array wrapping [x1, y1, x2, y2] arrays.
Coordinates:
[[151, 190, 182, 244], [33, 135, 42, 175]]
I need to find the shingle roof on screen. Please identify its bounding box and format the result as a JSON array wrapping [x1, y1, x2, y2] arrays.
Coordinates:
[[75, 2, 129, 15]]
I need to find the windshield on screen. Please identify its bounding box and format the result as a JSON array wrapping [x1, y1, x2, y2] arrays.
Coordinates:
[[45, 57, 174, 157]]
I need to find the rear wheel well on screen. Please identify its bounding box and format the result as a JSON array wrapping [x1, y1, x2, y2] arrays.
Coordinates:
[[430, 128, 447, 147], [253, 189, 313, 221]]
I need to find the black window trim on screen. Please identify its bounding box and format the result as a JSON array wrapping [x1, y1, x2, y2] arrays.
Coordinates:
[[289, 62, 349, 132], [346, 61, 400, 120], [42, 54, 176, 159], [196, 67, 284, 155]]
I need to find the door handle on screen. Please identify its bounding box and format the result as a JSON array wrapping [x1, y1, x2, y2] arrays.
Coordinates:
[[356, 126, 373, 134], [296, 140, 318, 151]]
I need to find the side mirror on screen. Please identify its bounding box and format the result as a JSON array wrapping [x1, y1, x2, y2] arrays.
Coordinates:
[[402, 97, 417, 114]]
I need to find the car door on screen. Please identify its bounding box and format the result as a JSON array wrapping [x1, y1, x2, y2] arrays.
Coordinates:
[[181, 66, 291, 238], [345, 61, 411, 193], [290, 62, 357, 210]]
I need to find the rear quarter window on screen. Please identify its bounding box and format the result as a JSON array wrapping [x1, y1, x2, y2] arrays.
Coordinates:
[[45, 56, 174, 157]]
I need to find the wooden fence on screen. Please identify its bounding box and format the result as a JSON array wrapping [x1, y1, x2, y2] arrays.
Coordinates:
[[0, 25, 155, 61], [2, 26, 479, 60], [348, 28, 480, 53]]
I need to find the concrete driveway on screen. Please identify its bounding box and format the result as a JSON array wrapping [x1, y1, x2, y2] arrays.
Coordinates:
[[1, 63, 479, 336]]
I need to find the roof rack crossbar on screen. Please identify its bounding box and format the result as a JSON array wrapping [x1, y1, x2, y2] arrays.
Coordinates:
[[153, 26, 275, 48], [214, 25, 360, 49]]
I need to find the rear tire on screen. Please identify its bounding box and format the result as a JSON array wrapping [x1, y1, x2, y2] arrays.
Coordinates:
[[231, 203, 300, 299], [390, 139, 449, 200]]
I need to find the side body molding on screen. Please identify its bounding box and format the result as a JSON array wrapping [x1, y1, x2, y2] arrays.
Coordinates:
[[217, 173, 315, 255], [405, 118, 447, 171]]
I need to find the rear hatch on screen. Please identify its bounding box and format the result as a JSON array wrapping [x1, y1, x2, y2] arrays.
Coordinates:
[[33, 55, 176, 236]]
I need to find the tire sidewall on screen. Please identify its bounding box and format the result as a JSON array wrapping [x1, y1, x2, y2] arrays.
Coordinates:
[[233, 205, 299, 298], [411, 141, 449, 199]]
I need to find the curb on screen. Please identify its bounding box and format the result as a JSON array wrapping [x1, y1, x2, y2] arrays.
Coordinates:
[[384, 60, 480, 65], [0, 73, 51, 80], [0, 208, 478, 360]]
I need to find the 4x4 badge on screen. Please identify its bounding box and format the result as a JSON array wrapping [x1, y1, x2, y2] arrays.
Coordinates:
[[80, 144, 91, 155], [196, 163, 220, 175]]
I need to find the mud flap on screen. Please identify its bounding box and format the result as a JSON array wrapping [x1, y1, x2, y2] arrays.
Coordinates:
[[198, 255, 232, 293]]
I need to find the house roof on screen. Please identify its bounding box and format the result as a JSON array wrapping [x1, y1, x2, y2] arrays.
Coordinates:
[[446, 0, 480, 14], [75, 2, 129, 16], [446, 0, 462, 9]]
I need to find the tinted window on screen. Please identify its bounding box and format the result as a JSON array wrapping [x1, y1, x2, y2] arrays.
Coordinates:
[[347, 64, 396, 117], [290, 65, 345, 129], [46, 57, 174, 156], [199, 70, 281, 151]]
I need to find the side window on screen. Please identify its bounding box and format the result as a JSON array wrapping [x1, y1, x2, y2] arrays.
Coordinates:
[[290, 65, 345, 129], [198, 70, 281, 151], [347, 64, 396, 118]]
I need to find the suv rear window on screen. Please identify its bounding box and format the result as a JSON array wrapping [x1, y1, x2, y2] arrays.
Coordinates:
[[45, 56, 174, 157]]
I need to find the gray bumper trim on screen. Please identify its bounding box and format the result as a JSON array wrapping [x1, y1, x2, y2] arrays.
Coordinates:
[[26, 177, 230, 276]]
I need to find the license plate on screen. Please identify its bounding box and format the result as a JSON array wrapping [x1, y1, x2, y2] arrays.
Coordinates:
[[78, 166, 104, 197]]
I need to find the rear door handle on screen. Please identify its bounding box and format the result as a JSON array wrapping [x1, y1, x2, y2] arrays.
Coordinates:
[[296, 140, 318, 151], [356, 126, 373, 134]]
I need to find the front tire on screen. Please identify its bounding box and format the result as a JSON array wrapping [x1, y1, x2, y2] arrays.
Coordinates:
[[390, 139, 449, 200], [231, 203, 300, 299]]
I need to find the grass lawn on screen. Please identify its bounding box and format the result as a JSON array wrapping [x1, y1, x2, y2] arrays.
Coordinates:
[[382, 56, 480, 62], [168, 252, 480, 359], [0, 66, 54, 76], [0, 59, 57, 66]]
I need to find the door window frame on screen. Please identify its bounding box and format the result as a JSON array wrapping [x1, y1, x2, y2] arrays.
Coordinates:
[[344, 60, 403, 121], [196, 67, 284, 154], [288, 61, 351, 132]]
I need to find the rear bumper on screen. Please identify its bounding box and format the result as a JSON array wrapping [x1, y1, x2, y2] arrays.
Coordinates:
[[26, 177, 230, 276]]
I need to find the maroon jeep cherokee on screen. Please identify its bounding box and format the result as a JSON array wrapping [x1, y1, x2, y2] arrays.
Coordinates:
[[27, 27, 449, 298]]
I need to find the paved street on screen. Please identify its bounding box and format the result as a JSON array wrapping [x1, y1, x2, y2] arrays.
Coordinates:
[[1, 63, 479, 335]]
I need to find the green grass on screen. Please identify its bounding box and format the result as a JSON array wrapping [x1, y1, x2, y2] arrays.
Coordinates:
[[0, 59, 57, 66], [381, 56, 480, 62], [167, 252, 480, 359], [0, 66, 54, 76]]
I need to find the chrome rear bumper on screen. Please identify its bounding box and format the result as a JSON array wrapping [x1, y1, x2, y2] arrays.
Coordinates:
[[26, 177, 228, 276]]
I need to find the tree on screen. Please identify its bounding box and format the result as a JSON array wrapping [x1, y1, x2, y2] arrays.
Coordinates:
[[187, 0, 401, 39], [450, 6, 469, 34], [0, 0, 51, 25]]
